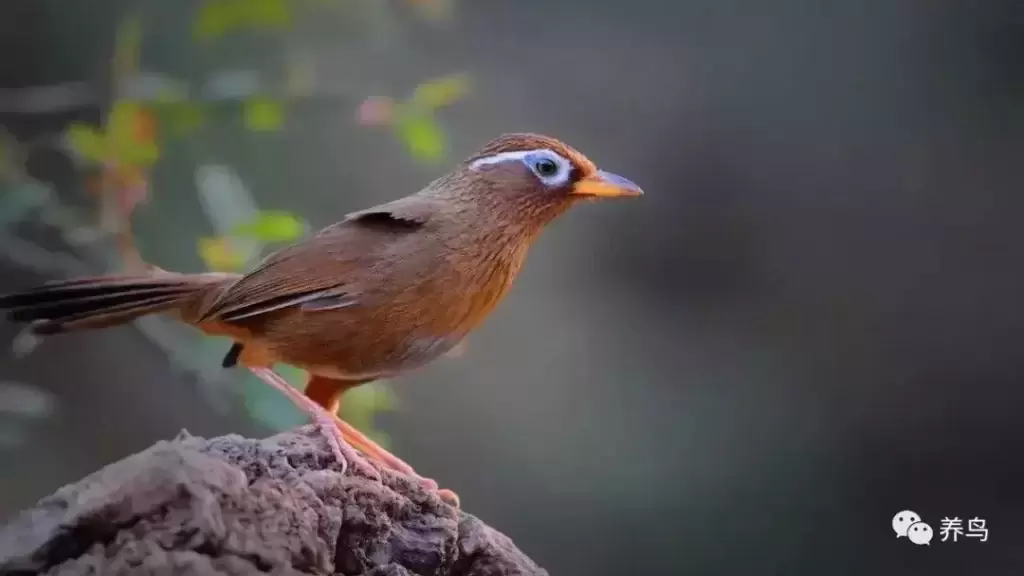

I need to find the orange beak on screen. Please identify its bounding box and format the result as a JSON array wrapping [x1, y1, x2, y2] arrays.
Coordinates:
[[571, 170, 644, 198]]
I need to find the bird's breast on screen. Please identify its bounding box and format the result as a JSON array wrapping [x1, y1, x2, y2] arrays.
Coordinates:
[[428, 242, 529, 334]]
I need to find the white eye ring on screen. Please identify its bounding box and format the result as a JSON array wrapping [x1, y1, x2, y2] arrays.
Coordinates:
[[469, 148, 573, 187]]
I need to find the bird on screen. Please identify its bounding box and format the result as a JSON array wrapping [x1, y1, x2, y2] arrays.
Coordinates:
[[0, 132, 642, 505]]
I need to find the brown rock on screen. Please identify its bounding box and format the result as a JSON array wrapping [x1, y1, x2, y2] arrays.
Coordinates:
[[0, 428, 546, 576]]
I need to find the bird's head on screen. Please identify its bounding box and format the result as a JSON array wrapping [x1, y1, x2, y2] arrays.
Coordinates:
[[436, 133, 642, 228]]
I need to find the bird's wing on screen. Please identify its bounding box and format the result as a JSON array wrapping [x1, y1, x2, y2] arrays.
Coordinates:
[[198, 196, 443, 323], [339, 194, 443, 230]]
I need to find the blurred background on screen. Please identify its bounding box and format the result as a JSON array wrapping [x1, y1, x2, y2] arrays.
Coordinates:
[[1, 0, 1023, 574]]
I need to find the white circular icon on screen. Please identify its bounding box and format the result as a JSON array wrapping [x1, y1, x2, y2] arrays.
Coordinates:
[[892, 510, 921, 537], [907, 521, 933, 545]]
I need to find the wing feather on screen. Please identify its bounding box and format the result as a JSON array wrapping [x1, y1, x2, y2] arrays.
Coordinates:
[[198, 195, 440, 323]]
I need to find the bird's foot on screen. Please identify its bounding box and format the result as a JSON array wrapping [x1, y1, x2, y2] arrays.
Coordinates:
[[436, 488, 461, 508], [323, 407, 461, 507], [248, 367, 459, 506]]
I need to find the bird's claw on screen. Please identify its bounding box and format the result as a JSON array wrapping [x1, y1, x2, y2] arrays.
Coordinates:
[[436, 488, 461, 508], [247, 367, 458, 506]]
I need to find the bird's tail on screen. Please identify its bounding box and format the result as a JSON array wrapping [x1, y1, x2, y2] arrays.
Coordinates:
[[0, 273, 230, 335]]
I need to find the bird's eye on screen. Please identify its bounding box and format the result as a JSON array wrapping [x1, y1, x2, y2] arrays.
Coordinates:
[[533, 158, 559, 177], [469, 148, 569, 185]]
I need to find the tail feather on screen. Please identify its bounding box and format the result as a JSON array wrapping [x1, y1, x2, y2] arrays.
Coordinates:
[[29, 294, 188, 334], [0, 274, 220, 335], [5, 286, 194, 322]]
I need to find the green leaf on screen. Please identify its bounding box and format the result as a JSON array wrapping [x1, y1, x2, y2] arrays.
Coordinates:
[[65, 124, 107, 162], [106, 100, 140, 148], [105, 103, 160, 166], [339, 381, 396, 447], [394, 109, 446, 163], [118, 141, 161, 166], [250, 0, 292, 29], [197, 236, 248, 271], [231, 210, 306, 242], [193, 0, 291, 41], [243, 97, 284, 131], [193, 0, 232, 40], [410, 73, 470, 110]]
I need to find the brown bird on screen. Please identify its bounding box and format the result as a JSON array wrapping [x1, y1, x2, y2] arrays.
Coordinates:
[[0, 133, 642, 504]]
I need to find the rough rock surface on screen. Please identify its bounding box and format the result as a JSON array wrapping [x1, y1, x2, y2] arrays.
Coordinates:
[[0, 427, 547, 576]]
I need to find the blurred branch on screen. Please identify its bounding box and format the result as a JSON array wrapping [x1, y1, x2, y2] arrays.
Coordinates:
[[0, 231, 90, 277], [0, 83, 95, 115]]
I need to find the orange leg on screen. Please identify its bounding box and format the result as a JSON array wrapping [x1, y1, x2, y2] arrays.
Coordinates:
[[303, 375, 414, 472], [307, 375, 419, 476]]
